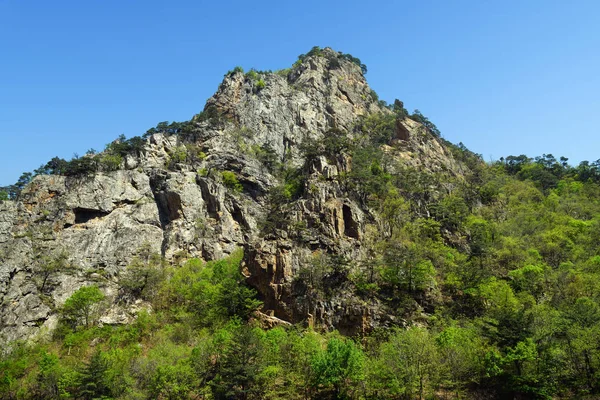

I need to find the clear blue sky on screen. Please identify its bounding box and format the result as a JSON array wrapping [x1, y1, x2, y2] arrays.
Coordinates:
[[1, 0, 599, 186]]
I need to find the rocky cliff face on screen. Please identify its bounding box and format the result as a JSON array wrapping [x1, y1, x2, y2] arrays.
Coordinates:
[[0, 48, 461, 344]]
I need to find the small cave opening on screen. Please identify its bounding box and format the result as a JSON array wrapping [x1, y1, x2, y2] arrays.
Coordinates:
[[73, 207, 110, 225], [154, 191, 182, 228], [394, 119, 411, 141], [342, 204, 359, 239], [230, 202, 250, 231]]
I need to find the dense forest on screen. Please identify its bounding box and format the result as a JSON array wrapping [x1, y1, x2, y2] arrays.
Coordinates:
[[1, 49, 600, 399]]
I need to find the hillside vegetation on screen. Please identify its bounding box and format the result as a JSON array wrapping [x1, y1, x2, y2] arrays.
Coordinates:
[[1, 47, 600, 399]]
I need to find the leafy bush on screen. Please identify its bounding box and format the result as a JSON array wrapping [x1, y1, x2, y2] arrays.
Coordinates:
[[99, 153, 123, 171], [252, 143, 279, 172], [356, 112, 396, 145], [245, 69, 259, 81], [297, 46, 323, 62], [36, 157, 69, 176], [221, 171, 243, 192], [63, 156, 98, 176], [197, 167, 208, 177], [195, 105, 223, 127], [159, 249, 261, 325], [168, 146, 188, 167], [105, 134, 146, 157], [275, 68, 291, 78], [227, 66, 244, 75]]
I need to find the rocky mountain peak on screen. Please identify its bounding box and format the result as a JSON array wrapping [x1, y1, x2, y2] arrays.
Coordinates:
[[203, 47, 384, 160], [0, 47, 463, 345]]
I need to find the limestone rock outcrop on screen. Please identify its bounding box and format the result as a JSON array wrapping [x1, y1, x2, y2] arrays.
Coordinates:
[[0, 48, 461, 344]]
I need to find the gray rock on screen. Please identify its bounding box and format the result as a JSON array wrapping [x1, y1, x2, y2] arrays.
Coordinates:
[[0, 48, 461, 345]]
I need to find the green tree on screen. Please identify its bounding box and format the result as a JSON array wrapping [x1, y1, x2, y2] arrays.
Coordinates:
[[311, 336, 365, 399], [61, 286, 105, 329], [77, 351, 111, 400], [33, 351, 61, 400], [210, 324, 264, 400], [371, 327, 440, 400], [436, 326, 486, 396], [119, 249, 165, 301]]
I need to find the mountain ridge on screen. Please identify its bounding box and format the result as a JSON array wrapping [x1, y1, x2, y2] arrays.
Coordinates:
[[0, 46, 461, 344]]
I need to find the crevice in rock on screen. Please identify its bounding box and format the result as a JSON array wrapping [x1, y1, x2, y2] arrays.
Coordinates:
[[27, 317, 48, 327], [113, 199, 138, 207], [338, 88, 354, 105], [230, 201, 250, 231], [197, 178, 220, 221], [73, 208, 110, 224], [342, 204, 359, 239], [149, 172, 175, 257], [154, 192, 182, 224], [239, 179, 266, 201]]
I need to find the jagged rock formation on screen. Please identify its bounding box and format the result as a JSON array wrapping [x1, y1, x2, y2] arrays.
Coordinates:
[[0, 48, 462, 344]]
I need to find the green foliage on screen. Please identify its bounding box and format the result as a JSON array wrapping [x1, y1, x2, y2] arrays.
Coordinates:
[[339, 52, 368, 74], [311, 336, 365, 398], [105, 134, 146, 157], [275, 68, 291, 77], [368, 327, 440, 399], [256, 78, 266, 90], [431, 195, 470, 231], [261, 166, 305, 234], [392, 98, 409, 118], [369, 89, 379, 102], [228, 65, 244, 75], [35, 156, 69, 176], [119, 247, 165, 301], [145, 120, 195, 137], [356, 112, 396, 144], [221, 170, 243, 192], [11, 172, 33, 198], [6, 95, 600, 399], [77, 350, 111, 399], [209, 324, 264, 399], [197, 167, 208, 177], [64, 155, 98, 176], [252, 143, 279, 172], [436, 326, 487, 393], [245, 68, 259, 81], [61, 286, 105, 329], [159, 249, 261, 326], [296, 46, 368, 74], [297, 46, 323, 62], [410, 109, 442, 137], [98, 152, 122, 171], [167, 145, 188, 167]]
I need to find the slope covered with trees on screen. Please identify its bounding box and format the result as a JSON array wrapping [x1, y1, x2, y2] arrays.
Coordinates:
[[1, 47, 600, 399]]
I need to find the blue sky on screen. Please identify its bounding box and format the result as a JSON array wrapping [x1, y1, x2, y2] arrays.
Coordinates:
[[1, 0, 599, 185]]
